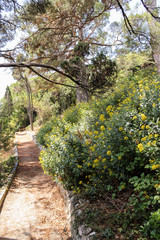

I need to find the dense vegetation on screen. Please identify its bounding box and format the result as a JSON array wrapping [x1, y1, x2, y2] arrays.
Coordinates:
[[0, 156, 17, 187], [37, 68, 160, 239]]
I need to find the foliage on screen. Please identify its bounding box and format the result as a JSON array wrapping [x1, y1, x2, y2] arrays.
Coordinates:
[[38, 67, 160, 239], [0, 156, 17, 187]]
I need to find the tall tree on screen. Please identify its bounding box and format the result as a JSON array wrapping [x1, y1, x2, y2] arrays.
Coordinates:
[[145, 0, 160, 73]]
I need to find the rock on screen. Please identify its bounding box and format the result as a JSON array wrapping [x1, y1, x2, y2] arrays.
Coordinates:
[[78, 225, 92, 236]]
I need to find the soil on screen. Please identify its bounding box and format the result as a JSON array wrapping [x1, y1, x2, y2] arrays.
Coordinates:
[[0, 132, 71, 240]]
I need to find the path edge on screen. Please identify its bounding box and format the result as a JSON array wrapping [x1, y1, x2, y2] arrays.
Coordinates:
[[0, 140, 19, 209]]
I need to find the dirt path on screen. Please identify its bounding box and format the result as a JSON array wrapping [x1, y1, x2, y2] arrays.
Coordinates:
[[0, 132, 71, 240]]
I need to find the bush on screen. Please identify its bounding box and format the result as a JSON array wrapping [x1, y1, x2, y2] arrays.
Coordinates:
[[0, 156, 17, 187], [37, 71, 160, 239]]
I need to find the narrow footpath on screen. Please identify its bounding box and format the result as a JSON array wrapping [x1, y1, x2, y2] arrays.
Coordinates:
[[0, 132, 71, 240]]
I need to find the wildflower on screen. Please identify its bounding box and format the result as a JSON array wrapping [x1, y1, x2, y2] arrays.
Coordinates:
[[102, 158, 106, 162], [146, 125, 150, 129], [107, 150, 111, 156], [132, 116, 137, 120], [138, 143, 144, 152], [153, 103, 156, 108], [93, 131, 99, 135], [149, 159, 155, 163], [70, 154, 74, 157], [77, 165, 82, 168], [147, 142, 151, 147], [85, 141, 90, 146], [141, 137, 147, 142], [100, 125, 105, 131], [85, 130, 89, 135], [106, 105, 112, 112], [118, 156, 122, 160], [155, 134, 158, 138], [152, 164, 160, 170], [99, 114, 105, 122], [79, 181, 82, 185], [124, 136, 128, 140], [119, 127, 123, 131], [141, 114, 147, 121], [121, 185, 125, 190], [95, 122, 99, 126], [93, 159, 99, 164], [141, 125, 145, 130]]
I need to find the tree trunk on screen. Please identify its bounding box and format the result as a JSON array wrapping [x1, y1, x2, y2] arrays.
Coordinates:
[[76, 63, 90, 103], [25, 78, 34, 131], [145, 0, 160, 74]]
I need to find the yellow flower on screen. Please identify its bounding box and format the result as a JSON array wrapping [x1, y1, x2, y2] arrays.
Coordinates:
[[77, 165, 82, 168], [85, 141, 90, 146], [79, 181, 82, 185], [106, 105, 112, 112], [153, 103, 156, 108], [93, 131, 99, 135], [154, 184, 160, 189], [141, 125, 145, 130], [85, 130, 89, 135], [90, 146, 95, 152], [119, 127, 123, 131], [146, 125, 150, 129], [141, 114, 147, 121], [107, 150, 111, 156], [132, 116, 137, 120], [138, 143, 144, 152], [100, 125, 105, 131], [152, 164, 160, 170], [95, 122, 99, 126], [155, 134, 158, 138], [99, 114, 105, 122], [118, 156, 122, 160], [70, 154, 74, 157], [149, 159, 155, 163], [121, 185, 125, 190], [124, 136, 128, 140], [102, 158, 106, 162], [93, 159, 99, 164], [141, 136, 147, 142], [147, 142, 151, 146]]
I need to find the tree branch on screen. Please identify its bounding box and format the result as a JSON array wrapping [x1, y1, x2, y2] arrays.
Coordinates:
[[28, 66, 77, 88], [141, 0, 160, 22], [0, 62, 89, 90]]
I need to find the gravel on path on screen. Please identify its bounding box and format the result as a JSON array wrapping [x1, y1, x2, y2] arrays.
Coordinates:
[[0, 132, 71, 240]]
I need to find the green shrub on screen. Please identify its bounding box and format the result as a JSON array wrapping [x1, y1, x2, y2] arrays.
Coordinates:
[[0, 156, 17, 187], [38, 72, 160, 239], [36, 118, 56, 146]]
